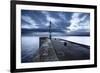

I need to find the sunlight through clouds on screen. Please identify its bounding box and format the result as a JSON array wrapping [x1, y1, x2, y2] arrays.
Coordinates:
[[21, 15, 39, 28], [68, 13, 90, 32]]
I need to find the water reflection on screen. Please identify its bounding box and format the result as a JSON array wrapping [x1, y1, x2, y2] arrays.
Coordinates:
[[21, 36, 39, 63]]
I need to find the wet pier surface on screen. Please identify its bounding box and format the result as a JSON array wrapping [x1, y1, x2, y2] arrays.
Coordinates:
[[33, 37, 90, 62]]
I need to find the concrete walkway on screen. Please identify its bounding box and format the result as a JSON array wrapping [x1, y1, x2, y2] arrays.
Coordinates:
[[33, 38, 59, 62], [33, 38, 90, 62], [51, 38, 90, 61], [39, 38, 59, 61]]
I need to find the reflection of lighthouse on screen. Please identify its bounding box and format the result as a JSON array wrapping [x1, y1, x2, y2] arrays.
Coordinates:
[[49, 21, 51, 40]]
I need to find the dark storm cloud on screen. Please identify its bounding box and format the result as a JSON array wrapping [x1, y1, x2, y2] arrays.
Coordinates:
[[21, 10, 72, 29], [21, 10, 90, 35]]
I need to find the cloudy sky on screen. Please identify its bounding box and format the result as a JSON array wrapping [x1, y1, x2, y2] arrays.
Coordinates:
[[21, 10, 90, 35]]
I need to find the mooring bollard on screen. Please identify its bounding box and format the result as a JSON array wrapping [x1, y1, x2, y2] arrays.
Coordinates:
[[64, 42, 67, 46]]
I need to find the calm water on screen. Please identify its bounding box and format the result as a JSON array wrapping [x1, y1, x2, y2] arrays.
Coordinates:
[[53, 36, 90, 46], [21, 35, 90, 63], [21, 36, 39, 62]]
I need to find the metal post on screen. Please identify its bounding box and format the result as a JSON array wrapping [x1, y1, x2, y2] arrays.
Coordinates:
[[49, 21, 51, 39]]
